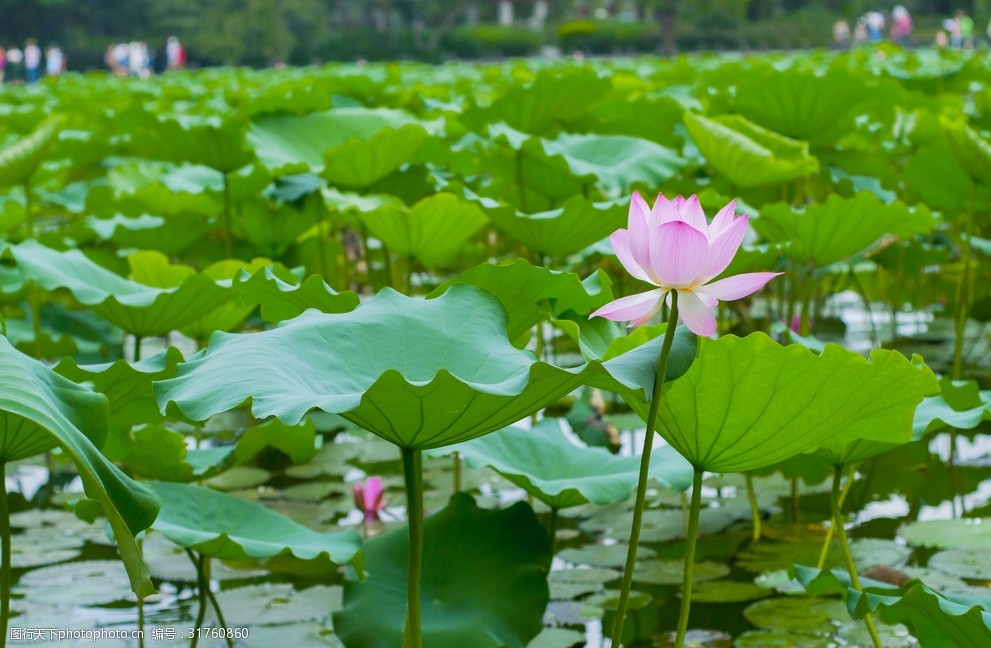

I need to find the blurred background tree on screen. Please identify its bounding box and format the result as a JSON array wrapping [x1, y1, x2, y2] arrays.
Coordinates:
[[0, 0, 981, 68]]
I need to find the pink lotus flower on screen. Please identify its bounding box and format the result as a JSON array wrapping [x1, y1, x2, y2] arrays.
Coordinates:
[[592, 192, 781, 337], [352, 477, 385, 522]]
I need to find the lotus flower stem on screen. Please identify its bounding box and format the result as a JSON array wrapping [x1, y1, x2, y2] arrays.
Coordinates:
[[745, 473, 761, 542], [401, 447, 424, 648], [817, 465, 856, 569], [23, 179, 32, 239], [137, 539, 145, 648], [452, 451, 461, 493], [831, 466, 883, 648], [610, 292, 680, 646], [0, 464, 10, 648], [674, 466, 704, 648], [204, 570, 234, 648], [221, 172, 233, 259], [187, 550, 208, 648], [548, 507, 559, 555], [133, 335, 142, 362]]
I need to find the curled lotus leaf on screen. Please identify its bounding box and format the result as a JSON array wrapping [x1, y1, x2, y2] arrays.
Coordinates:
[[155, 285, 695, 450]]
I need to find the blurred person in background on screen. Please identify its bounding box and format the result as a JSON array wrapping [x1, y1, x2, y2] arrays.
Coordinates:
[[957, 10, 974, 49], [891, 6, 912, 44], [0, 46, 6, 84], [165, 36, 186, 71], [45, 43, 64, 76], [6, 45, 22, 83], [23, 38, 41, 83], [832, 19, 850, 48], [865, 10, 885, 42]]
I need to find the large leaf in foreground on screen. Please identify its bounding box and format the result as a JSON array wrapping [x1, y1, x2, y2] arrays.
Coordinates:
[[0, 336, 159, 597], [795, 565, 991, 647], [940, 117, 991, 186], [333, 493, 549, 648], [156, 286, 693, 450], [684, 112, 819, 188], [753, 193, 935, 268], [439, 418, 693, 508], [147, 481, 361, 569], [654, 334, 938, 472]]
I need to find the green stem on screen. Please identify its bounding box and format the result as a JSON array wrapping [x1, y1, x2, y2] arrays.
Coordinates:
[[23, 179, 32, 239], [29, 286, 42, 359], [187, 550, 208, 648], [314, 202, 330, 279], [133, 335, 142, 362], [222, 173, 233, 259], [831, 466, 883, 648], [610, 291, 681, 646], [204, 568, 234, 648], [137, 538, 145, 648], [452, 451, 461, 493], [0, 464, 10, 648], [674, 467, 704, 648], [790, 476, 800, 523], [548, 507, 559, 555], [401, 447, 423, 648], [817, 465, 856, 569], [745, 473, 761, 542], [406, 256, 415, 294], [514, 149, 528, 212]]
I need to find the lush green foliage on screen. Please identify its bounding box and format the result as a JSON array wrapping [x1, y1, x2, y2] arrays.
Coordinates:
[[0, 45, 990, 646]]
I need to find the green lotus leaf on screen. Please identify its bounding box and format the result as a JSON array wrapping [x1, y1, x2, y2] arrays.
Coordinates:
[[4, 240, 232, 337], [439, 418, 693, 509], [333, 493, 550, 648], [54, 347, 183, 460], [940, 117, 991, 186], [431, 259, 612, 344], [146, 481, 362, 569], [152, 115, 255, 173], [0, 335, 159, 597], [0, 115, 63, 188], [233, 417, 317, 465], [898, 518, 991, 550], [121, 424, 234, 482], [539, 131, 686, 198], [794, 565, 991, 647], [322, 124, 429, 190], [684, 112, 819, 188], [84, 213, 210, 257], [155, 285, 691, 450], [249, 107, 440, 173], [734, 66, 884, 147], [231, 265, 359, 323], [463, 67, 611, 137], [903, 145, 972, 211], [178, 258, 273, 340], [479, 194, 626, 257], [753, 193, 935, 268], [358, 192, 488, 266], [654, 333, 938, 472]]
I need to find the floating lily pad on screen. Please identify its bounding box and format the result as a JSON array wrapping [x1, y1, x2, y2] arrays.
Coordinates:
[[204, 466, 271, 490], [633, 559, 730, 586], [735, 630, 834, 647], [525, 627, 586, 648], [17, 560, 133, 606], [218, 583, 343, 626], [685, 581, 771, 603], [929, 548, 991, 580], [899, 518, 991, 549], [744, 596, 847, 633], [559, 543, 655, 568]]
